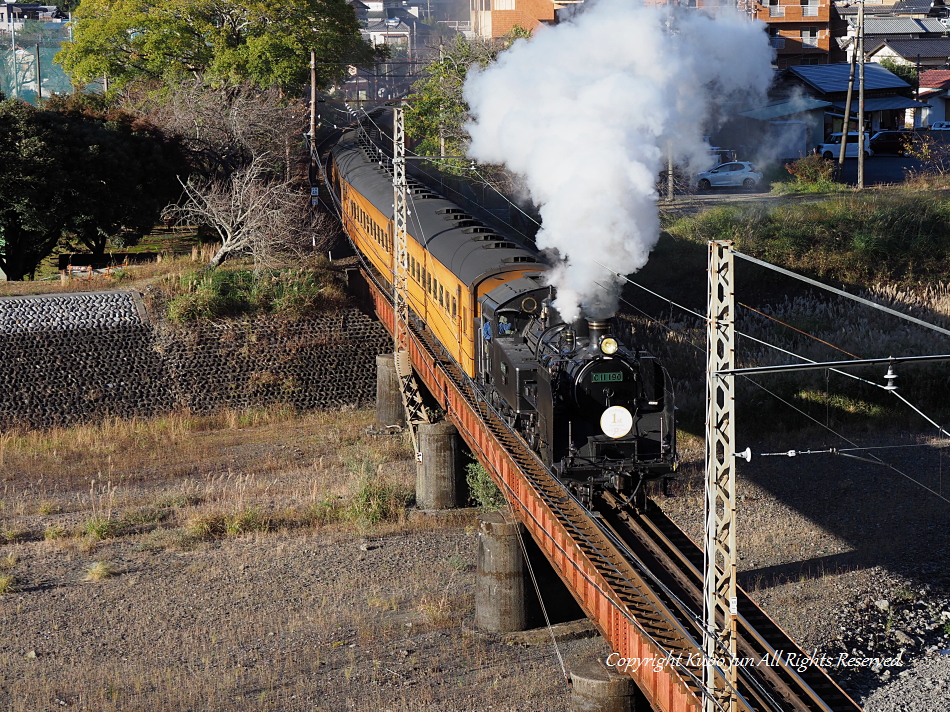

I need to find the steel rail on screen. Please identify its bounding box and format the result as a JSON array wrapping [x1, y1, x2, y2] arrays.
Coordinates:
[[601, 493, 865, 712]]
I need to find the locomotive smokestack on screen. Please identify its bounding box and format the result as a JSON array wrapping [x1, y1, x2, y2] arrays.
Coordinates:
[[587, 319, 611, 345]]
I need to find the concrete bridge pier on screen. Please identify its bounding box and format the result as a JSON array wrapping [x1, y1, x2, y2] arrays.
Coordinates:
[[416, 421, 462, 509], [375, 354, 404, 429], [570, 662, 636, 712], [475, 511, 527, 632]]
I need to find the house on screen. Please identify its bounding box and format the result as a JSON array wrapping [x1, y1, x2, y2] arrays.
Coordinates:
[[917, 67, 950, 121], [838, 16, 948, 63], [469, 0, 559, 40], [890, 0, 949, 18], [0, 3, 64, 28], [755, 0, 847, 69], [776, 61, 927, 135], [347, 0, 370, 25], [866, 37, 950, 66]]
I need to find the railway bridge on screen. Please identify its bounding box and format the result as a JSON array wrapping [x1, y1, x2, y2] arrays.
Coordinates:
[[360, 263, 864, 712]]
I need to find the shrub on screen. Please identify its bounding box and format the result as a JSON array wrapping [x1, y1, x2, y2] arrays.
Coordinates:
[[44, 524, 68, 540], [185, 513, 228, 540], [164, 264, 348, 322], [465, 460, 506, 510], [83, 516, 121, 540], [775, 154, 847, 193], [0, 574, 16, 594], [225, 507, 271, 536], [83, 561, 115, 581], [347, 477, 412, 525], [0, 552, 18, 569]]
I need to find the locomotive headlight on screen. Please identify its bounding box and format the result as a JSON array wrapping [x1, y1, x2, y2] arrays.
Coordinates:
[[600, 337, 619, 355]]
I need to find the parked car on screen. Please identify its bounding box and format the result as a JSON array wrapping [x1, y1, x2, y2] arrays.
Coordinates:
[[929, 121, 950, 130], [696, 161, 763, 190], [869, 130, 922, 155], [816, 133, 872, 159]]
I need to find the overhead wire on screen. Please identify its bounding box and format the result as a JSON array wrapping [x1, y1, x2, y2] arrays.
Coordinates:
[[593, 268, 950, 505], [323, 117, 845, 706]]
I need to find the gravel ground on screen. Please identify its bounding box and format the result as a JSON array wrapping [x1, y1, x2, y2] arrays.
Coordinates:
[[2, 422, 947, 711], [0, 521, 607, 712], [659, 432, 950, 711]]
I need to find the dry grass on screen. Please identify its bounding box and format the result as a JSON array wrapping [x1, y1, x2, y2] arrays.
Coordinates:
[[0, 573, 16, 594], [0, 400, 592, 710], [0, 253, 206, 298], [0, 406, 415, 554], [83, 561, 116, 581]]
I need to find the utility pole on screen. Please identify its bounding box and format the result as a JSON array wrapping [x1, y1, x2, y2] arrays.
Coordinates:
[[857, 0, 866, 190], [34, 43, 41, 100], [704, 240, 738, 712], [838, 32, 857, 175], [392, 107, 430, 457], [666, 142, 675, 203], [310, 51, 317, 138]]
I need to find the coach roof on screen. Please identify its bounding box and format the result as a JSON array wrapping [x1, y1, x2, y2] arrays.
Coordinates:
[[331, 130, 546, 289]]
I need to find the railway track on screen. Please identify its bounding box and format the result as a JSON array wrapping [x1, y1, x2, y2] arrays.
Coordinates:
[[599, 493, 864, 712], [354, 261, 864, 712]]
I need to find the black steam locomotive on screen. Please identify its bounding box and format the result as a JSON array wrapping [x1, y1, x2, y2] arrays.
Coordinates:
[[327, 111, 677, 507]]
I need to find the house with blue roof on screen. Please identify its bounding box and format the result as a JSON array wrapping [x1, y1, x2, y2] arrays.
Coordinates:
[[777, 61, 929, 136]]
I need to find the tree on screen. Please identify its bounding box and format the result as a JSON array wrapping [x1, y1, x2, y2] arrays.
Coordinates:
[[404, 28, 532, 159], [45, 95, 187, 254], [0, 97, 71, 280], [879, 58, 919, 92], [126, 80, 307, 181], [163, 153, 323, 272], [56, 0, 383, 94], [0, 94, 186, 278]]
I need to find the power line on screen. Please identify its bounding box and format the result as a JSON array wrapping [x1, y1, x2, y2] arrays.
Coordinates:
[[732, 250, 950, 338], [596, 272, 950, 505]]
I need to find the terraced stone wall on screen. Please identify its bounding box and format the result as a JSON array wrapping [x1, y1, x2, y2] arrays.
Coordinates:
[[0, 290, 391, 431]]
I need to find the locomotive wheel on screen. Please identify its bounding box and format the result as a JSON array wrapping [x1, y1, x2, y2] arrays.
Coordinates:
[[698, 178, 711, 190]]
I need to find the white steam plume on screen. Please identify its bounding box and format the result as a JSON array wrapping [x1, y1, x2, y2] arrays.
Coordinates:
[[463, 0, 773, 321]]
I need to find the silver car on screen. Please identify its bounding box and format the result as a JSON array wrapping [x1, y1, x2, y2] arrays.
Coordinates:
[[696, 161, 762, 190]]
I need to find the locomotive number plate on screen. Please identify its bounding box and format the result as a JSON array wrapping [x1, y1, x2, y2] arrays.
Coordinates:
[[592, 372, 623, 383]]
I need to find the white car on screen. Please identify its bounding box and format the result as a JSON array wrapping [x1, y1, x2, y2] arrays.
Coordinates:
[[816, 133, 872, 159], [696, 161, 762, 190]]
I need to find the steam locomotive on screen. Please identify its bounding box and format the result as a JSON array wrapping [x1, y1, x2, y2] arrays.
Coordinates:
[[325, 112, 676, 506]]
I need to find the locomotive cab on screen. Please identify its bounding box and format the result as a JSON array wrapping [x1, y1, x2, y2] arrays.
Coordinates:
[[478, 277, 549, 420]]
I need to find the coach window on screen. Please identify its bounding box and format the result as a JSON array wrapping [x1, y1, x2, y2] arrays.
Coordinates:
[[438, 284, 444, 307], [452, 297, 457, 319]]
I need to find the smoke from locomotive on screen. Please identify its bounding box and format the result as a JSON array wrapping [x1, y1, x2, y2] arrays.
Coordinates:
[[463, 0, 773, 322]]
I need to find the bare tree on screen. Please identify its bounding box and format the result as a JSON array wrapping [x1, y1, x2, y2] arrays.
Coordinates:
[[123, 80, 308, 181], [164, 154, 330, 273]]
